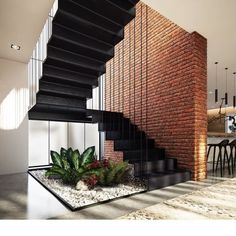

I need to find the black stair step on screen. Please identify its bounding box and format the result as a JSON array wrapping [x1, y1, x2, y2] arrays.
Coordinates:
[[114, 139, 155, 151], [58, 0, 123, 33], [108, 0, 138, 11], [28, 104, 92, 123], [43, 65, 98, 88], [133, 158, 177, 176], [98, 121, 137, 132], [146, 170, 191, 191], [105, 129, 145, 140], [124, 148, 165, 162], [128, 0, 140, 5], [165, 158, 178, 171], [28, 103, 88, 113], [133, 160, 166, 175], [29, 110, 92, 123], [90, 110, 123, 122], [36, 93, 86, 109], [50, 24, 114, 62], [45, 46, 105, 76], [71, 0, 136, 25], [39, 80, 92, 99], [54, 9, 124, 46]]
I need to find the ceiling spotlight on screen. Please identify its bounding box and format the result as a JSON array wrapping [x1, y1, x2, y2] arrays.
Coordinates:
[[209, 91, 213, 94], [11, 44, 21, 50]]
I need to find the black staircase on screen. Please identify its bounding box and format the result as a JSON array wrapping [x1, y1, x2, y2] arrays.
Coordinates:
[[93, 110, 191, 190], [28, 0, 191, 190]]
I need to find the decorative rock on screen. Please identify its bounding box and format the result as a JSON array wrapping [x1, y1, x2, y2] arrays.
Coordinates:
[[94, 187, 103, 192], [75, 180, 89, 191], [30, 169, 147, 209]]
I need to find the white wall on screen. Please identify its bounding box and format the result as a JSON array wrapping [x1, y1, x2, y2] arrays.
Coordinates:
[[0, 58, 28, 175], [29, 121, 100, 166], [29, 120, 49, 166]]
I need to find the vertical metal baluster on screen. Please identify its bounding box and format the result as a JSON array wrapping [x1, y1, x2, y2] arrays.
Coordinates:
[[140, 4, 143, 177], [110, 62, 112, 111], [133, 13, 136, 160], [133, 17, 136, 125], [48, 121, 51, 165], [145, 5, 149, 171], [104, 71, 106, 111], [113, 57, 115, 112], [122, 39, 124, 114], [128, 22, 131, 150], [118, 45, 120, 112]]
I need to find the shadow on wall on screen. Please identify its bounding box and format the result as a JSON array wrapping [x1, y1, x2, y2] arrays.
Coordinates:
[[0, 88, 28, 130]]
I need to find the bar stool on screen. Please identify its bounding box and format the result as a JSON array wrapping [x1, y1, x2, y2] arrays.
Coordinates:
[[207, 142, 218, 172], [207, 139, 230, 176], [228, 139, 236, 173], [215, 139, 231, 176]]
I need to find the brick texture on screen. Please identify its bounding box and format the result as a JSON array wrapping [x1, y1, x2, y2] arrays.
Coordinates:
[[104, 2, 207, 181]]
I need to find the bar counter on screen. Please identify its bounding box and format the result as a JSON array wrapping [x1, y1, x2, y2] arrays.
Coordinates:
[[208, 132, 236, 137]]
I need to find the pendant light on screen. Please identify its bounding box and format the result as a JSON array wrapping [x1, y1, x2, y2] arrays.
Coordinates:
[[215, 62, 218, 103], [225, 67, 228, 105], [234, 72, 236, 107]]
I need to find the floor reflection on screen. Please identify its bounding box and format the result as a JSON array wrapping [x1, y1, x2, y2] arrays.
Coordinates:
[[0, 170, 234, 219]]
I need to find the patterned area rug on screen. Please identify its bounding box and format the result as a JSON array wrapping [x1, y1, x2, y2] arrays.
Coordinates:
[[119, 178, 236, 219]]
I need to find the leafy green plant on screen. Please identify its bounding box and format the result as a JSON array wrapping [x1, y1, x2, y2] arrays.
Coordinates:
[[45, 146, 96, 184], [85, 160, 129, 186], [46, 146, 129, 188]]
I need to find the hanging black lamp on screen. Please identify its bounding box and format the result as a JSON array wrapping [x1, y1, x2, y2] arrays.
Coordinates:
[[215, 62, 218, 103], [225, 68, 228, 105]]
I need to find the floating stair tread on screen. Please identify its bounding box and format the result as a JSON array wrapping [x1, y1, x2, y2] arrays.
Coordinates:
[[39, 81, 92, 99], [49, 33, 113, 62], [59, 0, 123, 33], [144, 169, 191, 178], [43, 64, 98, 87], [28, 103, 93, 123], [29, 103, 88, 113], [47, 46, 105, 72], [107, 0, 138, 11], [54, 9, 124, 45], [29, 111, 93, 123], [71, 0, 136, 25], [52, 23, 114, 52], [36, 93, 86, 109], [140, 169, 191, 191], [114, 139, 155, 151], [44, 55, 103, 77]]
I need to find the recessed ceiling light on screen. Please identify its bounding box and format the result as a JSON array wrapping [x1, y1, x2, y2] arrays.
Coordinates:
[[209, 91, 213, 94], [11, 44, 21, 50]]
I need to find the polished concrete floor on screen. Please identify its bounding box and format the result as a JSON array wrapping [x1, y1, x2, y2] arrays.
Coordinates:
[[0, 170, 234, 219]]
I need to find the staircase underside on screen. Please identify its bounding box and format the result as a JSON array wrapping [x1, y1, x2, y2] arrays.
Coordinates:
[[28, 0, 191, 191], [29, 0, 140, 122]]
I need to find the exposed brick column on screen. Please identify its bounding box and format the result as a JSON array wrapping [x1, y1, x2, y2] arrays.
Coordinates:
[[191, 32, 207, 180], [104, 2, 207, 180]]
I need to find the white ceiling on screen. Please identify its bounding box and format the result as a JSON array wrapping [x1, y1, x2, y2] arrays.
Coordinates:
[[0, 0, 54, 64], [143, 0, 236, 109]]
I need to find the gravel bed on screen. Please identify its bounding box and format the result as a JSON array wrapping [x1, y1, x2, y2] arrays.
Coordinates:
[[29, 169, 147, 210]]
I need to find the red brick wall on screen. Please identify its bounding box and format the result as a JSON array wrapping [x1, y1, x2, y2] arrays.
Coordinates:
[[104, 2, 207, 180]]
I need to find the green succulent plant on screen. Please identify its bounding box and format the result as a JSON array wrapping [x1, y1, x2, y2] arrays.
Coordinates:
[[45, 146, 96, 184]]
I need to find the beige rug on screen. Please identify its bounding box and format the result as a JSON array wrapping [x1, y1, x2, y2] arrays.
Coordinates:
[[119, 178, 236, 219]]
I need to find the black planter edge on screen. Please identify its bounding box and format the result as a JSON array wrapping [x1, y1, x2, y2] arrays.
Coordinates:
[[28, 167, 148, 212]]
